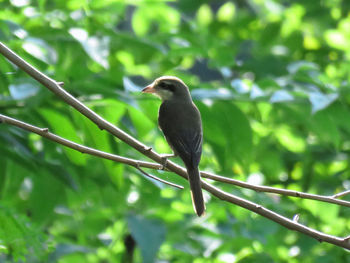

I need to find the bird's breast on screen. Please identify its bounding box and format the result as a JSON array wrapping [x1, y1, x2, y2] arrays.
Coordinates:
[[158, 101, 201, 131]]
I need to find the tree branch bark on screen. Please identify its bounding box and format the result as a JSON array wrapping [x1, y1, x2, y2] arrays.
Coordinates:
[[1, 41, 349, 250], [0, 114, 184, 189], [201, 172, 350, 207], [2, 112, 350, 208]]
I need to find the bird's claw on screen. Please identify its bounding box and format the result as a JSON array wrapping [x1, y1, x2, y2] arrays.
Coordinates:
[[159, 154, 176, 170], [160, 157, 168, 170]]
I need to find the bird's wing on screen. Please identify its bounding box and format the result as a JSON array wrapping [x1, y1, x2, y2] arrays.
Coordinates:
[[163, 127, 202, 168], [158, 101, 203, 168]]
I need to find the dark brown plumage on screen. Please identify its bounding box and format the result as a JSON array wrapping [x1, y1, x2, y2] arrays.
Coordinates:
[[142, 76, 205, 216]]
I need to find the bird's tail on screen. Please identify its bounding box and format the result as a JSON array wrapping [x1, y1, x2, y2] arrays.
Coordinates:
[[187, 165, 205, 216]]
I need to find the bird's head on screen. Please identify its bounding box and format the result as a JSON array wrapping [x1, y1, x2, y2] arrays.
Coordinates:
[[142, 76, 192, 101]]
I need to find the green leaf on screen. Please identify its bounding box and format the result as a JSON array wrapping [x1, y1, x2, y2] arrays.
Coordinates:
[[217, 2, 236, 22], [308, 92, 338, 114], [9, 82, 39, 100], [0, 207, 46, 262], [40, 109, 87, 166], [270, 90, 294, 103], [132, 3, 180, 36], [43, 160, 78, 190], [127, 215, 166, 263], [197, 4, 213, 26], [199, 101, 252, 170], [274, 125, 306, 152], [48, 243, 93, 262], [309, 109, 340, 148], [22, 37, 57, 64], [69, 28, 110, 69]]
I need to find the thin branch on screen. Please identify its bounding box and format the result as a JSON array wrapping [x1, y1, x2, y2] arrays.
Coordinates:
[[333, 190, 350, 199], [135, 166, 183, 189], [3, 112, 349, 208], [0, 42, 152, 155], [0, 114, 158, 169], [2, 111, 349, 209], [203, 182, 350, 249], [201, 172, 350, 208], [1, 42, 349, 250], [0, 114, 183, 189]]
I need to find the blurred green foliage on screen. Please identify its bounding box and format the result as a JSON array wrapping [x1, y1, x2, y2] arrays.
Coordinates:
[[1, 0, 350, 262]]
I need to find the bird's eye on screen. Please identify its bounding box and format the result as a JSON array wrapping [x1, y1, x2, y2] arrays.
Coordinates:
[[159, 82, 175, 92], [159, 82, 166, 88]]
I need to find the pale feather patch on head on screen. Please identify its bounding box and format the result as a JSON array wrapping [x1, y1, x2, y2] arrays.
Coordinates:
[[160, 80, 173, 86], [156, 76, 186, 88], [155, 88, 173, 100], [149, 75, 192, 101]]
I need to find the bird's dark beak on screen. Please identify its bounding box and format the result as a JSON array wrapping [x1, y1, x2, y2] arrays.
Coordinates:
[[141, 84, 155, 93]]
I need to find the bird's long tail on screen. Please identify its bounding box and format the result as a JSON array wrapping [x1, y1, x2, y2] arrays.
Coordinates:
[[187, 165, 205, 216]]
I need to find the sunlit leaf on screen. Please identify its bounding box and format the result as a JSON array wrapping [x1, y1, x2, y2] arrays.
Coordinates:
[[275, 126, 305, 152], [69, 28, 110, 69], [22, 37, 57, 64], [250, 84, 265, 99], [123, 76, 143, 92], [9, 82, 39, 100], [270, 90, 294, 103], [40, 109, 87, 166], [197, 4, 213, 26], [217, 2, 236, 22], [231, 79, 250, 94], [308, 92, 338, 114], [287, 61, 319, 74], [192, 88, 233, 100], [132, 3, 180, 36]]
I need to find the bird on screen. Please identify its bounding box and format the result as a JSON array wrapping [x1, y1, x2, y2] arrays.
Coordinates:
[[142, 76, 205, 216]]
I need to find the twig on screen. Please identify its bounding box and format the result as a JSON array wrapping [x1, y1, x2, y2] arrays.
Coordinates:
[[2, 110, 349, 208], [0, 114, 160, 170], [3, 112, 348, 208], [135, 165, 183, 189], [333, 190, 350, 199], [0, 42, 151, 156], [199, 182, 350, 249], [1, 42, 349, 250], [201, 172, 350, 208]]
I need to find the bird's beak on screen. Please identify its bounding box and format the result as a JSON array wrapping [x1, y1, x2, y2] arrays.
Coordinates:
[[141, 84, 155, 93]]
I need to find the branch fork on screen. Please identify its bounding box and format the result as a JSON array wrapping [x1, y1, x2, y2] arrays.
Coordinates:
[[0, 41, 349, 250]]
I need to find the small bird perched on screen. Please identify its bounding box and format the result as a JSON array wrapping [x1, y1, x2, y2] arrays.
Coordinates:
[[142, 76, 205, 216]]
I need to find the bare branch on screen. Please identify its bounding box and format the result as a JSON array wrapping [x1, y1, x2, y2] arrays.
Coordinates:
[[1, 42, 349, 250], [0, 42, 152, 155], [135, 165, 183, 189], [201, 182, 350, 249], [0, 114, 184, 190], [333, 190, 350, 199], [3, 112, 349, 207], [202, 172, 350, 208], [0, 114, 160, 170]]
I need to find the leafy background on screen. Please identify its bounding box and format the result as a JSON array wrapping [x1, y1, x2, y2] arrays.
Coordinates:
[[1, 0, 350, 262]]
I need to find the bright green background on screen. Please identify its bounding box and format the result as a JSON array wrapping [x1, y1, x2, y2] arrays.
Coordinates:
[[1, 0, 350, 262]]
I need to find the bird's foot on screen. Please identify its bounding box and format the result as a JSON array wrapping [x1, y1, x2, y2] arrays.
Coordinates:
[[160, 153, 177, 170]]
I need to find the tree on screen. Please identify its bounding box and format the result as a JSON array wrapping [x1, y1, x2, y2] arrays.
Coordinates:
[[1, 0, 350, 262]]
